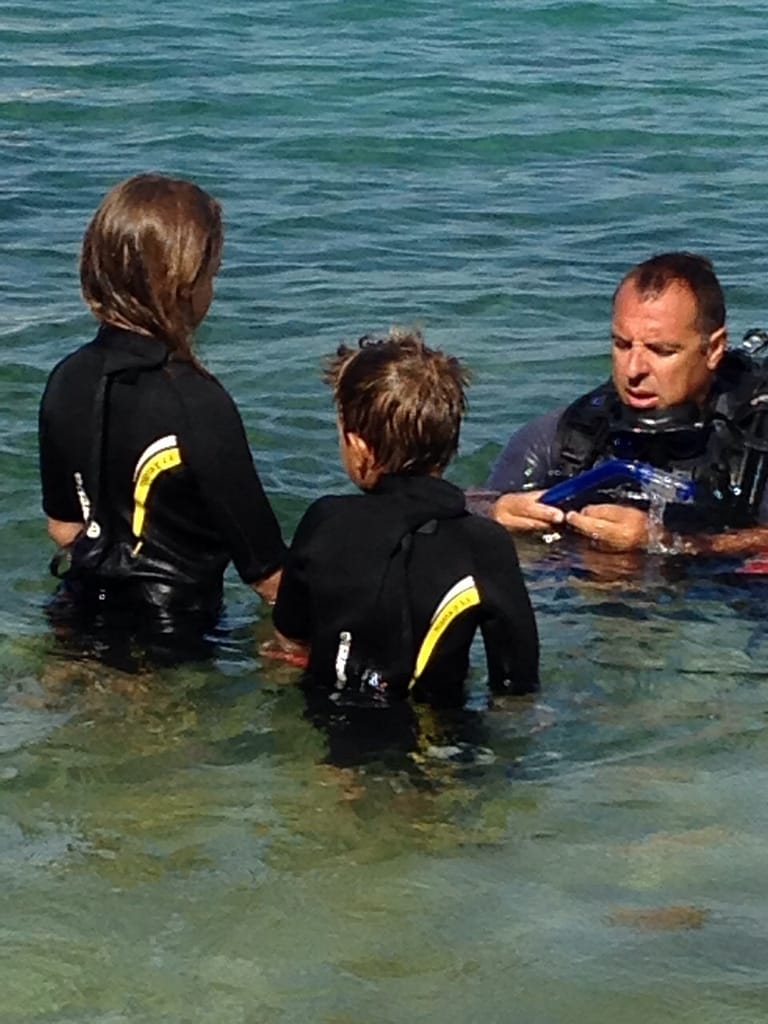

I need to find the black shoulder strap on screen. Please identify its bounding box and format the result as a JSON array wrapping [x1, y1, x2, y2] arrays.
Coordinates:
[[710, 351, 766, 418], [703, 353, 768, 526], [51, 334, 168, 579], [555, 380, 619, 478], [86, 341, 169, 536], [338, 507, 466, 700]]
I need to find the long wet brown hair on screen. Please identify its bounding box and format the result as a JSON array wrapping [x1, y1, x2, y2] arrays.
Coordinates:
[[80, 172, 223, 365]]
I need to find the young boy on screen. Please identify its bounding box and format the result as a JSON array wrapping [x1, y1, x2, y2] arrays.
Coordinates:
[[272, 330, 540, 708]]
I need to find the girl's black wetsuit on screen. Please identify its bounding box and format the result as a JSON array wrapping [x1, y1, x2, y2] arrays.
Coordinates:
[[39, 325, 285, 637]]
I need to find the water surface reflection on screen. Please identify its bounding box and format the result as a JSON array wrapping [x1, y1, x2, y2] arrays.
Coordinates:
[[2, 549, 768, 1021]]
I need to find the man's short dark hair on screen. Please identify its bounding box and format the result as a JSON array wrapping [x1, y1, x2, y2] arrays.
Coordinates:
[[617, 251, 725, 337], [325, 328, 470, 476]]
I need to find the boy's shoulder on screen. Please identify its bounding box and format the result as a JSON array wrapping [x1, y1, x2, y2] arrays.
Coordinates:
[[297, 490, 382, 531], [459, 507, 517, 541], [451, 509, 523, 566], [289, 491, 393, 565], [292, 484, 459, 558], [296, 486, 515, 548]]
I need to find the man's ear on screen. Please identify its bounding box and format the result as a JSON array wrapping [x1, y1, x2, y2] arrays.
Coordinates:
[[706, 326, 727, 369]]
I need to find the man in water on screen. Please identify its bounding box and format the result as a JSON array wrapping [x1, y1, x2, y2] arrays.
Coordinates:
[[486, 251, 768, 554]]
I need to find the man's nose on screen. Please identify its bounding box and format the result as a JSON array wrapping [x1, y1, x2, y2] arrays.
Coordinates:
[[625, 345, 649, 378]]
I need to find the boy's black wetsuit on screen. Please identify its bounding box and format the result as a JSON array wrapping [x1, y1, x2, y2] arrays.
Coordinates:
[[273, 474, 539, 709], [39, 325, 285, 651]]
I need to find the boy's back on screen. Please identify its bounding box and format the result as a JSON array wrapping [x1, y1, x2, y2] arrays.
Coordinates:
[[274, 473, 539, 706]]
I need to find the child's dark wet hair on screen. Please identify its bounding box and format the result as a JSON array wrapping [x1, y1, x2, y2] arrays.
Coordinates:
[[325, 328, 470, 475]]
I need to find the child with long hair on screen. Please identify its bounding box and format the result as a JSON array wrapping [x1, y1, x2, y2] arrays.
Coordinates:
[[39, 173, 285, 659]]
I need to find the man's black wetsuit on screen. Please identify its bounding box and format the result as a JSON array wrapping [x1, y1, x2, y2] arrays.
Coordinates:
[[273, 474, 539, 708], [39, 325, 286, 632], [487, 355, 768, 528]]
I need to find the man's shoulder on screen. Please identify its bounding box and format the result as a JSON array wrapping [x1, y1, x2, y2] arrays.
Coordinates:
[[529, 380, 616, 430], [713, 350, 768, 410], [487, 406, 565, 491], [498, 406, 566, 460], [514, 406, 565, 441]]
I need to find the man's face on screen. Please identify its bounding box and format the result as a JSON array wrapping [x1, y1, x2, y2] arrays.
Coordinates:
[[611, 280, 726, 410]]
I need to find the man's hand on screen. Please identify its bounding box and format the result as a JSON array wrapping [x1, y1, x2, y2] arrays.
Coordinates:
[[491, 491, 565, 533], [689, 526, 768, 557], [565, 504, 649, 551]]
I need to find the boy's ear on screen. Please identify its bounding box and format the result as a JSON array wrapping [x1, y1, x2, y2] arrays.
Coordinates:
[[346, 432, 379, 487], [346, 431, 370, 460]]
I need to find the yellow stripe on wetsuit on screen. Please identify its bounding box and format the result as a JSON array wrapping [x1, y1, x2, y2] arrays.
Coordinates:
[[131, 435, 182, 540], [409, 575, 480, 689]]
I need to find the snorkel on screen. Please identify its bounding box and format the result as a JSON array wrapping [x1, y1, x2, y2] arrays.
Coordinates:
[[541, 459, 697, 510], [541, 400, 705, 512]]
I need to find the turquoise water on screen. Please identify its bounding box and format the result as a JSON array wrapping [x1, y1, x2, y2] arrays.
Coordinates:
[[4, 2, 768, 1020]]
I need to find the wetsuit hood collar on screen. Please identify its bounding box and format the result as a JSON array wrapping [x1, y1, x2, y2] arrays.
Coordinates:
[[94, 324, 168, 374], [371, 474, 466, 530]]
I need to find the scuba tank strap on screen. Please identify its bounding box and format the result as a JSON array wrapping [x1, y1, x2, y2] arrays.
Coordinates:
[[50, 333, 170, 580], [360, 517, 441, 696], [724, 390, 768, 525], [393, 518, 438, 679], [554, 380, 619, 479], [336, 513, 457, 701], [706, 352, 768, 525], [49, 364, 112, 579]]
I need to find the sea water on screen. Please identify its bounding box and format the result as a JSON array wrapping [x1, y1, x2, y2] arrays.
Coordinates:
[[3, 2, 768, 1020]]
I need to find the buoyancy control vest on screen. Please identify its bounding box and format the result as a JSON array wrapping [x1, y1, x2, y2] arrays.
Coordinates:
[[550, 350, 768, 531]]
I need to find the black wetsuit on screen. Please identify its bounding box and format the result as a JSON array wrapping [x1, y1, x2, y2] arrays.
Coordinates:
[[39, 325, 285, 642], [273, 474, 539, 708], [488, 357, 768, 528]]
